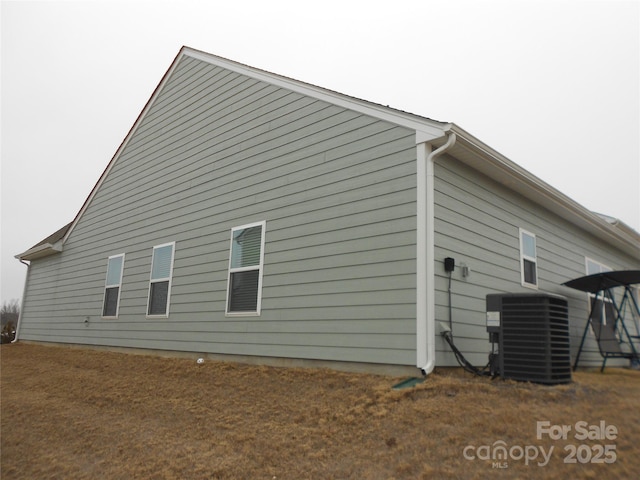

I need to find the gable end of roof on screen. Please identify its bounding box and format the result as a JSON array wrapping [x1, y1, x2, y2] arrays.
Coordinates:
[[16, 222, 72, 261]]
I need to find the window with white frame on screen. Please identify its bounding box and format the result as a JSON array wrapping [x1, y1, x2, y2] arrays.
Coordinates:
[[147, 242, 175, 317], [519, 228, 538, 288], [586, 258, 612, 276], [102, 254, 125, 318], [586, 257, 612, 313], [226, 221, 266, 315], [588, 260, 640, 340]]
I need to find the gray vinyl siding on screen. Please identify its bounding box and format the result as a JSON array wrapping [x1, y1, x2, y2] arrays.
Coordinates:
[[19, 53, 638, 371], [433, 155, 639, 368], [19, 55, 419, 366]]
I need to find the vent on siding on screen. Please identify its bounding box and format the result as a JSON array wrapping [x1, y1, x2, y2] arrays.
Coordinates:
[[486, 293, 572, 385]]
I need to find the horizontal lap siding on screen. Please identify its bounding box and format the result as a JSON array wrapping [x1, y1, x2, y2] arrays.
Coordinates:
[[20, 55, 418, 366], [433, 156, 639, 367]]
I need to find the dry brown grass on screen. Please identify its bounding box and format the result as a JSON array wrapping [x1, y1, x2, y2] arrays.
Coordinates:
[[1, 343, 639, 479]]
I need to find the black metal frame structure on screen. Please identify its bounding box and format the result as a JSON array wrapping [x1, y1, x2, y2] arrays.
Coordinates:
[[563, 270, 640, 371]]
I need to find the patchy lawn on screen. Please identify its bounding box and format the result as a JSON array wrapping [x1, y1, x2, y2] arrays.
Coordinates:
[[1, 343, 638, 479]]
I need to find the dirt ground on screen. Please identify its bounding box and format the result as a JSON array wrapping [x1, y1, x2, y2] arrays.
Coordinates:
[[1, 343, 638, 479]]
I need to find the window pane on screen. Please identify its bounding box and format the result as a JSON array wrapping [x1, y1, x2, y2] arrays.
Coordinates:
[[148, 281, 169, 315], [151, 245, 173, 280], [106, 256, 123, 286], [522, 233, 536, 258], [228, 270, 259, 312], [587, 260, 612, 275], [231, 226, 262, 268], [586, 259, 600, 275], [523, 259, 537, 285], [103, 287, 119, 317]]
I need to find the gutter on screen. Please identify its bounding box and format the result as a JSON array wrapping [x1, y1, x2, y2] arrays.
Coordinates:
[[416, 132, 456, 375], [445, 124, 640, 259], [15, 241, 63, 262], [13, 260, 31, 343]]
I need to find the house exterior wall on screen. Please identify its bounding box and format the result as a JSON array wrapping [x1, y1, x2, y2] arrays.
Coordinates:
[[433, 154, 640, 368], [18, 52, 639, 373], [18, 55, 421, 366]]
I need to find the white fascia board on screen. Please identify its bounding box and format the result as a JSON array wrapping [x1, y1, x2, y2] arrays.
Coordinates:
[[595, 214, 639, 239], [183, 48, 446, 142], [15, 242, 63, 261], [445, 124, 640, 258], [59, 48, 445, 246], [60, 50, 187, 246]]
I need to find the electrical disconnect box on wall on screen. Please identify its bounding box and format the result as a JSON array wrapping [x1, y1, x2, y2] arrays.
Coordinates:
[[486, 293, 572, 385], [444, 257, 455, 272]]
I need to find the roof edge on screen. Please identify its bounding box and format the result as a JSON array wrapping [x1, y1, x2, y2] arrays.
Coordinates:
[[16, 242, 63, 262], [443, 124, 640, 259], [20, 47, 638, 263], [59, 48, 187, 246], [57, 47, 447, 248], [594, 213, 639, 238], [182, 47, 447, 140]]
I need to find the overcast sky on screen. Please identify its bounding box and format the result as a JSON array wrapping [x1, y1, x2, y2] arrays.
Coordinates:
[[1, 0, 639, 303]]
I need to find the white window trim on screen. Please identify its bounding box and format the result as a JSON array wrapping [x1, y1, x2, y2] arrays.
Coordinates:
[[519, 228, 538, 289], [585, 257, 612, 276], [146, 241, 176, 318], [585, 257, 613, 306], [102, 253, 125, 319], [225, 221, 266, 317]]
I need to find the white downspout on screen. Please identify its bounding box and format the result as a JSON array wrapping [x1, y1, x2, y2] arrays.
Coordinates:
[[13, 260, 31, 343], [416, 132, 456, 374]]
